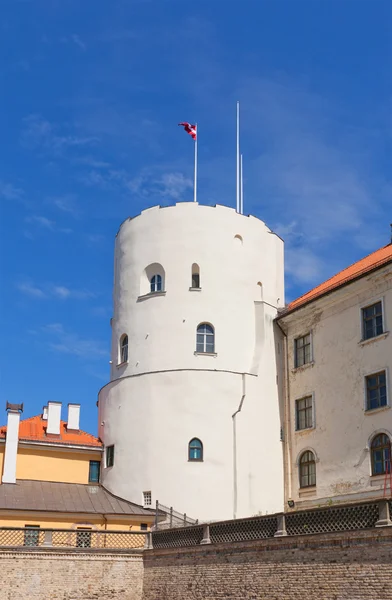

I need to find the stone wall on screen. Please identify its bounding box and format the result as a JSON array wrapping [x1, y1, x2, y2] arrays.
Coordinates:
[[143, 528, 392, 600], [0, 549, 144, 600]]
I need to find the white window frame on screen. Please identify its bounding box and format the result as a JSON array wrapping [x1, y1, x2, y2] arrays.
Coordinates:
[[295, 392, 316, 432], [363, 367, 389, 413], [359, 296, 385, 342], [293, 331, 313, 369], [196, 323, 215, 354], [143, 491, 152, 506]]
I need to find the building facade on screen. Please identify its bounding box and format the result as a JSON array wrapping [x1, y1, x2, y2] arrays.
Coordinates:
[[98, 202, 285, 521], [277, 244, 392, 509], [0, 402, 155, 532]]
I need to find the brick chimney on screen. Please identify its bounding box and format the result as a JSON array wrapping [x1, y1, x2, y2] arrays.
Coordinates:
[[2, 402, 23, 484]]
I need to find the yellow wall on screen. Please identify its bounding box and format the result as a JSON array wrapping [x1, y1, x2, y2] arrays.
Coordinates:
[[15, 446, 101, 484]]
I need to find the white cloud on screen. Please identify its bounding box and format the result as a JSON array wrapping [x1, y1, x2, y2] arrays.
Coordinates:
[[25, 215, 55, 230], [71, 34, 86, 51], [0, 181, 24, 201], [21, 115, 98, 154], [43, 323, 108, 360], [17, 281, 96, 300], [17, 281, 46, 298], [50, 194, 80, 217]]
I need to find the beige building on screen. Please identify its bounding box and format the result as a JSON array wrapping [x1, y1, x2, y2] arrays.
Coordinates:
[[277, 242, 392, 509]]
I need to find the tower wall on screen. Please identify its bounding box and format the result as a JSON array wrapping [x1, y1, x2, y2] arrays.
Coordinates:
[[99, 203, 284, 520]]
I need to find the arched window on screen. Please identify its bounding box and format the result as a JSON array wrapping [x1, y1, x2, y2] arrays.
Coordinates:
[[371, 433, 391, 475], [191, 263, 200, 288], [196, 323, 214, 353], [150, 274, 162, 293], [299, 450, 316, 488], [189, 438, 203, 461], [120, 334, 128, 364]]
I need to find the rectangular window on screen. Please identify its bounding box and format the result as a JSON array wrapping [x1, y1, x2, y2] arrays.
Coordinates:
[[140, 523, 148, 531], [296, 396, 313, 430], [106, 445, 114, 468], [76, 528, 92, 548], [24, 525, 40, 547], [294, 334, 312, 368], [366, 371, 387, 411], [362, 301, 383, 340], [89, 460, 101, 483], [143, 491, 152, 506]]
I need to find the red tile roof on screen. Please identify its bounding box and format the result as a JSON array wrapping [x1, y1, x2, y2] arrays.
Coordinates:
[[0, 415, 102, 448], [284, 243, 392, 314]]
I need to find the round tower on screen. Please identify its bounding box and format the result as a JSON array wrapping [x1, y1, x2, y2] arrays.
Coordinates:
[[98, 202, 285, 521]]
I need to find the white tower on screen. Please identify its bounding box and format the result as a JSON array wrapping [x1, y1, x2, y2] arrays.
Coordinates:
[[98, 202, 285, 521]]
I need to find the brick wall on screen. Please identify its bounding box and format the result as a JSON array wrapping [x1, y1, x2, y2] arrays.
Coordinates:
[[0, 549, 144, 600], [143, 528, 392, 600]]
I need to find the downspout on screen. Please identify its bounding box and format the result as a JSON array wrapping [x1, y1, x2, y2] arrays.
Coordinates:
[[232, 373, 246, 519], [102, 513, 108, 548], [276, 319, 292, 505]]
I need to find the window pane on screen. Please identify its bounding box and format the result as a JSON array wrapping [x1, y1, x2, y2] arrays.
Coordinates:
[[89, 461, 100, 483]]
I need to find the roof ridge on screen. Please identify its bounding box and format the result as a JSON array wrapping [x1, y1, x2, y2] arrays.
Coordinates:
[[294, 243, 392, 305]]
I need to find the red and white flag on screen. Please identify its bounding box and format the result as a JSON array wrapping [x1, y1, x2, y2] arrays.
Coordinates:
[[178, 122, 197, 140]]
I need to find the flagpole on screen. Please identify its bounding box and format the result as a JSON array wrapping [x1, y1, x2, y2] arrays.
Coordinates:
[[240, 153, 244, 215], [194, 123, 198, 203], [236, 102, 240, 213]]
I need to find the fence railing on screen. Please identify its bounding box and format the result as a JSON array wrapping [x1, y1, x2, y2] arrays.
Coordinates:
[[153, 500, 199, 530], [0, 528, 148, 551], [151, 498, 392, 550]]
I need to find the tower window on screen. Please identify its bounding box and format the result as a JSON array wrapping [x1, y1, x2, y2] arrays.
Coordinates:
[[191, 263, 200, 288], [196, 323, 215, 353], [371, 434, 391, 475], [299, 450, 316, 488], [189, 438, 203, 461], [106, 445, 114, 468], [120, 334, 128, 364], [150, 274, 162, 293]]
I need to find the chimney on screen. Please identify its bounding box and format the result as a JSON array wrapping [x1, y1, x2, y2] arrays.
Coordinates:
[[67, 404, 80, 431], [47, 401, 61, 435], [42, 406, 48, 421], [2, 402, 23, 484]]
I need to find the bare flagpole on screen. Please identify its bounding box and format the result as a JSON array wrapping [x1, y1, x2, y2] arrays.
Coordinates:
[[236, 102, 240, 213], [194, 123, 198, 203], [240, 153, 244, 215]]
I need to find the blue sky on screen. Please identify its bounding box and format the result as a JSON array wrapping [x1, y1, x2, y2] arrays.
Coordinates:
[[1, 0, 391, 433]]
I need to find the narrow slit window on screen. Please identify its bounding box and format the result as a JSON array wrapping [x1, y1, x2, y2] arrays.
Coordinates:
[[191, 263, 200, 288], [120, 334, 128, 364]]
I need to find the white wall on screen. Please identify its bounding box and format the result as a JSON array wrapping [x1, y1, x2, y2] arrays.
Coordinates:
[[280, 263, 392, 508], [99, 203, 284, 521]]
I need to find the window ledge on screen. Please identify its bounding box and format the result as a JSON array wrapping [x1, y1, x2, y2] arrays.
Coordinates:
[[137, 291, 166, 302], [295, 426, 316, 434], [116, 361, 128, 369], [359, 331, 389, 346], [292, 361, 315, 374], [298, 486, 317, 497], [194, 352, 217, 357], [189, 287, 202, 292], [364, 404, 390, 416], [188, 459, 204, 462], [370, 474, 388, 486]]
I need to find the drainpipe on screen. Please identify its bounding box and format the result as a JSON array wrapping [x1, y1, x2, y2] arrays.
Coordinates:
[[232, 374, 246, 519], [276, 319, 292, 505]]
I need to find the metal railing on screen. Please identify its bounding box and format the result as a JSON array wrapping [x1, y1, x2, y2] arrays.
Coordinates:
[[153, 500, 199, 530], [151, 498, 392, 550], [0, 528, 148, 551]]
